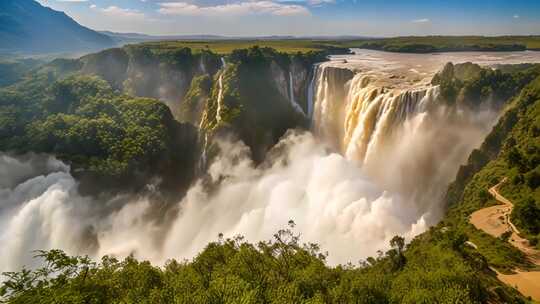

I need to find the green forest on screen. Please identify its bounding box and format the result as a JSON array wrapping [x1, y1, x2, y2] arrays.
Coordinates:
[[0, 223, 527, 303], [0, 70, 199, 196]]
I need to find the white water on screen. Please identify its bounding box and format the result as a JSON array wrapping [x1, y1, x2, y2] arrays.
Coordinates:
[[2, 50, 540, 271], [307, 63, 321, 121], [200, 57, 227, 170], [308, 49, 540, 221], [216, 57, 228, 124], [0, 135, 427, 269], [215, 74, 224, 123], [288, 71, 305, 115]]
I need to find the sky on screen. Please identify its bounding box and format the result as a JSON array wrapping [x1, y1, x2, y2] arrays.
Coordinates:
[[36, 0, 540, 37]]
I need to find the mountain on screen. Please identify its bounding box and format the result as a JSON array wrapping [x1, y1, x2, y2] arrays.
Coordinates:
[[99, 31, 226, 45], [0, 0, 115, 54]]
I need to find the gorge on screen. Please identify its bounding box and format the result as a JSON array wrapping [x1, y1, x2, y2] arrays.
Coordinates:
[[2, 48, 540, 273]]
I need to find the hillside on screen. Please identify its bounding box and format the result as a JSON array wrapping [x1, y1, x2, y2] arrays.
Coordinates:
[[0, 0, 115, 54], [445, 72, 540, 251]]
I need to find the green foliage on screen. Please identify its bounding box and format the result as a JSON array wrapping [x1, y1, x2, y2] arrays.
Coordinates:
[[201, 46, 308, 161], [0, 58, 43, 87], [344, 36, 540, 53], [0, 74, 198, 194], [1, 223, 524, 303], [132, 36, 540, 55], [135, 39, 350, 55], [444, 74, 540, 276], [433, 62, 540, 109], [178, 74, 212, 124]]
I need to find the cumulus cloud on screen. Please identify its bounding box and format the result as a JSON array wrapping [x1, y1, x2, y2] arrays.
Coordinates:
[[158, 1, 310, 16], [412, 18, 430, 23]]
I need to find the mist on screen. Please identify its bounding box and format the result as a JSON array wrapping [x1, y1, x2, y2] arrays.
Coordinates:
[[0, 130, 432, 272]]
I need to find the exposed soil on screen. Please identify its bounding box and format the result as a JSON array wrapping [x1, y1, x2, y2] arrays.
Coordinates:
[[470, 178, 540, 301]]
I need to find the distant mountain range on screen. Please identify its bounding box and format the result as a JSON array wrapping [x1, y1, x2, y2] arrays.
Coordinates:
[[0, 0, 115, 54], [99, 31, 227, 45], [100, 31, 375, 45]]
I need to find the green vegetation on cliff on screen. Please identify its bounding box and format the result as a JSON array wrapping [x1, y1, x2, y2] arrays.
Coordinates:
[[200, 47, 310, 161], [441, 69, 540, 276], [178, 74, 212, 125], [432, 62, 540, 110], [0, 44, 325, 193], [0, 223, 526, 303], [0, 74, 198, 195]]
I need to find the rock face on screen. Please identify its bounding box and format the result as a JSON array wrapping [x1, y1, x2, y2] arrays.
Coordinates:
[[79, 47, 222, 119], [38, 46, 327, 167], [0, 0, 115, 54], [199, 47, 322, 162]]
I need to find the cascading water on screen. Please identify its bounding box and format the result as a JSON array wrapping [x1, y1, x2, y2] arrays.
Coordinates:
[[215, 58, 227, 124], [342, 76, 440, 164], [199, 57, 227, 170], [309, 51, 504, 220], [288, 71, 305, 115], [306, 64, 320, 121]]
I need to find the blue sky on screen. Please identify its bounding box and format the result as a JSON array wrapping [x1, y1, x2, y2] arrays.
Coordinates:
[[37, 0, 540, 36]]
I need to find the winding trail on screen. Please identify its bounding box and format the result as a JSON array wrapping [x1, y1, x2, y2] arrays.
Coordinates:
[[470, 178, 540, 301]]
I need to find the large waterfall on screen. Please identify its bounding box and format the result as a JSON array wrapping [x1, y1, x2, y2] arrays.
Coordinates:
[[309, 53, 500, 220]]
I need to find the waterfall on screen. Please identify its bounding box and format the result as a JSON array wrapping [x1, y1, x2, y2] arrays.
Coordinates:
[[311, 65, 441, 161], [200, 57, 227, 171], [288, 71, 296, 105], [199, 57, 206, 74], [288, 71, 305, 115], [309, 61, 497, 218], [342, 74, 440, 164], [215, 57, 228, 124], [307, 64, 319, 122], [311, 64, 355, 149], [216, 72, 224, 124]]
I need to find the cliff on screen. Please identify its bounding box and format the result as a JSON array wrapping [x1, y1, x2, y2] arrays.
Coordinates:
[[199, 47, 323, 162]]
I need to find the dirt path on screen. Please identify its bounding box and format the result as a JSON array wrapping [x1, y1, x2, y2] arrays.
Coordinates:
[[470, 178, 540, 301]]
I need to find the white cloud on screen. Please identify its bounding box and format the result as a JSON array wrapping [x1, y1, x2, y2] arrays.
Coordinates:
[[275, 0, 335, 6], [513, 14, 520, 19], [91, 5, 146, 19], [412, 18, 430, 23], [158, 1, 310, 17], [307, 0, 335, 6], [55, 0, 88, 2]]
